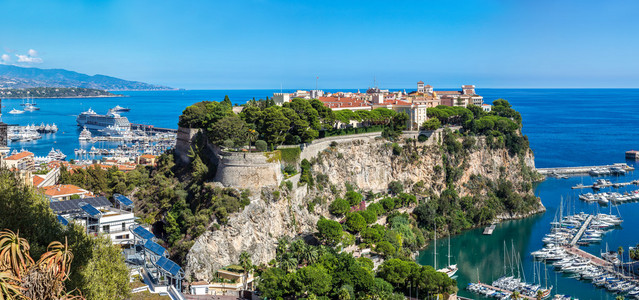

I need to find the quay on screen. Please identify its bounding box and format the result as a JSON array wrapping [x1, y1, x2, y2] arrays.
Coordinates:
[[536, 163, 634, 176], [476, 283, 536, 300], [569, 215, 593, 246], [627, 150, 639, 160], [483, 224, 496, 235], [131, 123, 178, 134]]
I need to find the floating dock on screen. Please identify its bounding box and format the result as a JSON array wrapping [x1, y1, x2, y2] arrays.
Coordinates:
[[571, 180, 639, 190], [569, 215, 593, 246], [483, 224, 496, 235], [537, 163, 634, 176], [627, 150, 639, 160]]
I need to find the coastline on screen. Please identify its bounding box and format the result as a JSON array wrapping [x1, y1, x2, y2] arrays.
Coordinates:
[[1, 94, 128, 99]]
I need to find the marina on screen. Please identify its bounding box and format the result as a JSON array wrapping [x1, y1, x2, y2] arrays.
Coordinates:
[[537, 164, 634, 176]]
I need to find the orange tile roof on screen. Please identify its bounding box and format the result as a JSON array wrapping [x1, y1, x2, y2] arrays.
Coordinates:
[[32, 175, 45, 187], [42, 184, 88, 197], [436, 91, 462, 95], [140, 154, 156, 159], [381, 100, 412, 106], [5, 151, 34, 160]]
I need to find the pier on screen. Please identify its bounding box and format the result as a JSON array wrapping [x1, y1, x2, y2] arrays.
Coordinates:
[[563, 246, 612, 268], [571, 179, 639, 189], [536, 163, 634, 176], [569, 215, 593, 246], [476, 283, 536, 300]]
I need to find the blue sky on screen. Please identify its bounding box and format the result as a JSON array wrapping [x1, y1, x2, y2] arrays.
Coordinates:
[[1, 0, 638, 89]]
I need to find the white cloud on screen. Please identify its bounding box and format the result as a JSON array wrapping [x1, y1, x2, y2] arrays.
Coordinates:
[[16, 49, 43, 64], [1, 54, 10, 63]]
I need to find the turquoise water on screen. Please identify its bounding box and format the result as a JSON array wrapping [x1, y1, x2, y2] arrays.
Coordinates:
[[3, 88, 638, 299]]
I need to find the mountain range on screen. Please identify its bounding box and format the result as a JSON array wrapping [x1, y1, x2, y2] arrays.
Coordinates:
[[0, 64, 173, 90]]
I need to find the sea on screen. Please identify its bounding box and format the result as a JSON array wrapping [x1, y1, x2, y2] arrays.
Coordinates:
[[2, 88, 638, 299]]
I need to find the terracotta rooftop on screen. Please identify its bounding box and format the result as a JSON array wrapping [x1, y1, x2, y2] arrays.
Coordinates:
[[140, 154, 156, 159], [4, 151, 34, 160], [436, 91, 462, 95], [417, 81, 424, 84], [380, 100, 412, 106], [42, 184, 88, 197], [32, 175, 45, 187]]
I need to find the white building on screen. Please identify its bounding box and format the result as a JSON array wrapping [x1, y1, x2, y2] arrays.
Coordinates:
[[482, 104, 492, 112], [51, 195, 137, 245]]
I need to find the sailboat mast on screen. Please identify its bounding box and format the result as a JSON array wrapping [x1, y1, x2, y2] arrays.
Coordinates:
[[447, 235, 451, 267], [511, 240, 515, 277], [434, 223, 437, 270], [503, 241, 507, 275]]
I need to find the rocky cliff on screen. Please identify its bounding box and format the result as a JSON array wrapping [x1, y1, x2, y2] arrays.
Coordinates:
[[184, 131, 542, 281]]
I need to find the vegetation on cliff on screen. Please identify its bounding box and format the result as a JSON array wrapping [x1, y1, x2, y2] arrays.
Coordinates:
[[0, 168, 130, 299], [177, 96, 408, 149], [256, 238, 456, 299], [0, 87, 120, 98], [58, 150, 251, 264]]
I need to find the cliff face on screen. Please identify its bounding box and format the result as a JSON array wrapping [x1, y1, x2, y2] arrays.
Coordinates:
[[184, 132, 541, 281]]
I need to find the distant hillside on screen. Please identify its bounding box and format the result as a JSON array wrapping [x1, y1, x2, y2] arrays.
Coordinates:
[[0, 64, 173, 90], [0, 87, 121, 98]]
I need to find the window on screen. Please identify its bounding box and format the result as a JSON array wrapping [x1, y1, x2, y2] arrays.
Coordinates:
[[122, 222, 126, 231], [102, 225, 110, 233]]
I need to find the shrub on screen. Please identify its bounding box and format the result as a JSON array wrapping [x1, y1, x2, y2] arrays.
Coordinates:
[[283, 164, 297, 175], [345, 190, 363, 206], [422, 118, 441, 130], [329, 198, 350, 216], [330, 141, 338, 148], [345, 213, 366, 233], [255, 140, 267, 151], [417, 134, 428, 142], [223, 139, 235, 148], [391, 143, 402, 156], [388, 180, 403, 195]]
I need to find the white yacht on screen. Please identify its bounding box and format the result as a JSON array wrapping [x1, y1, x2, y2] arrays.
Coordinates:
[[8, 108, 24, 114], [79, 126, 92, 141]]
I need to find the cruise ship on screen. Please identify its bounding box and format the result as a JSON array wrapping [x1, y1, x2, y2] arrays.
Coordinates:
[[76, 108, 130, 131]]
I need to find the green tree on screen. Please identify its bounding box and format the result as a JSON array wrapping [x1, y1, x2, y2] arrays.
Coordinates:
[[345, 213, 366, 233], [345, 191, 363, 206], [291, 265, 332, 296], [80, 236, 131, 299], [329, 198, 350, 216], [375, 241, 396, 258], [422, 118, 441, 130], [316, 218, 343, 246]]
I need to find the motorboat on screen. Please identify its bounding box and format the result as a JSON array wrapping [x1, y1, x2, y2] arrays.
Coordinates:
[[8, 108, 24, 114], [111, 105, 131, 112]]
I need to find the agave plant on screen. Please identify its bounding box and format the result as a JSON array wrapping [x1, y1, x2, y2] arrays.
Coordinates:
[[0, 230, 34, 279], [0, 271, 24, 300], [37, 238, 73, 281]]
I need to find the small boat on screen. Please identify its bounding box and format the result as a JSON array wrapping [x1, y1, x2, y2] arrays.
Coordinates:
[[23, 104, 39, 111], [111, 105, 131, 112], [8, 108, 24, 114]]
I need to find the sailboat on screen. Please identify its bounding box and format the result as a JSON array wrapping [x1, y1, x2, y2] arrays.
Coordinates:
[[437, 235, 458, 277]]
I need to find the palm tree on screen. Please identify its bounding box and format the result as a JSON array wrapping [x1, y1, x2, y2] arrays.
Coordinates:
[[536, 290, 543, 300], [510, 291, 520, 299], [238, 251, 252, 292], [275, 238, 289, 262], [279, 257, 298, 273], [0, 230, 34, 279]]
